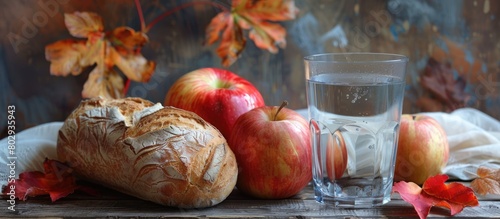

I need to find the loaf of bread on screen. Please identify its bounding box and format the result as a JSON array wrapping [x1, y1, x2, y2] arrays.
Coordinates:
[[56, 97, 238, 208]]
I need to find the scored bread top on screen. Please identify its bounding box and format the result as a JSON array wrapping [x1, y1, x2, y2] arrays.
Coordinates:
[[57, 97, 238, 208]]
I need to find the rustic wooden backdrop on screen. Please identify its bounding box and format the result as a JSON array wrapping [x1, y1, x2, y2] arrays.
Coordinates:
[[1, 0, 499, 136]]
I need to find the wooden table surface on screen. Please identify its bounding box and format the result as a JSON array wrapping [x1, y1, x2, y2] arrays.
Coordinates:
[[1, 182, 500, 218]]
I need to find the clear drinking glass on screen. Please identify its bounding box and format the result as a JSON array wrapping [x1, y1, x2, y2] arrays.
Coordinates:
[[305, 53, 408, 207]]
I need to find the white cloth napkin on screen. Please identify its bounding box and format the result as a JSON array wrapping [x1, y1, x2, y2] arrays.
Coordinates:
[[0, 122, 62, 186], [1, 108, 499, 187], [422, 108, 500, 180]]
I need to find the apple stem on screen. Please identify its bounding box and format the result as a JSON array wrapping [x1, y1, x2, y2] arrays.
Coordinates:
[[274, 101, 288, 121]]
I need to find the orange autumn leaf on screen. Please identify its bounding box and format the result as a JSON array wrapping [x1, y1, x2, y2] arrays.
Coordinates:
[[45, 12, 155, 99], [471, 166, 500, 196], [108, 27, 155, 83], [64, 11, 104, 38], [1, 159, 97, 202], [82, 68, 124, 99], [206, 12, 246, 67], [205, 0, 298, 66], [44, 39, 88, 76], [393, 174, 479, 219]]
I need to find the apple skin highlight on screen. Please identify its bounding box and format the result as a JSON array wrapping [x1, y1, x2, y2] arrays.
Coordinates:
[[394, 114, 450, 185], [228, 104, 312, 199], [164, 68, 265, 140]]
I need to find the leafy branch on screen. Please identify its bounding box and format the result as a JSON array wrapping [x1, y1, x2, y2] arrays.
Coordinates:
[[45, 0, 298, 99]]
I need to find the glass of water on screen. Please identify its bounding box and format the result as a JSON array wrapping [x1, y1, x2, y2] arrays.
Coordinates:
[[305, 53, 408, 207]]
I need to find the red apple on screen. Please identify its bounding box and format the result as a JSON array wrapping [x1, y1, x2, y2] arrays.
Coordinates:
[[326, 130, 348, 181], [229, 102, 312, 199], [164, 68, 265, 140], [394, 114, 449, 185]]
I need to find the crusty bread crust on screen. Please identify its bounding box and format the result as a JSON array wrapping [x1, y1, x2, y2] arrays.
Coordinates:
[[57, 97, 238, 208]]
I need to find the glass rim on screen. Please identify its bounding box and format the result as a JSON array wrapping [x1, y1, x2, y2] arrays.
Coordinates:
[[304, 52, 408, 63]]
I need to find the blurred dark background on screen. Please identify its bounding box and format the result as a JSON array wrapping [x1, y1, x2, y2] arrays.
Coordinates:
[[1, 0, 499, 137]]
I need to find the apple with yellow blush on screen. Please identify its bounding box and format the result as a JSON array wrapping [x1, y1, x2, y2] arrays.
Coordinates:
[[228, 102, 311, 199], [394, 114, 449, 185]]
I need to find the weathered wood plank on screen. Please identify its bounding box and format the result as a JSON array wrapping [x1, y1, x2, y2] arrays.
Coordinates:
[[1, 184, 499, 218]]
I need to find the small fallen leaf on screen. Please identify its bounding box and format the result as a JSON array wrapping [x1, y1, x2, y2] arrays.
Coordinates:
[[422, 174, 479, 215], [393, 180, 434, 219], [1, 158, 97, 202], [471, 166, 500, 196], [393, 174, 479, 219], [205, 0, 298, 66]]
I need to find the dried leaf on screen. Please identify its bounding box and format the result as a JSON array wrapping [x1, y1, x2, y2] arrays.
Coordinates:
[[236, 0, 297, 53], [244, 19, 286, 53], [393, 174, 479, 219], [112, 48, 155, 83], [45, 39, 87, 76], [477, 166, 500, 181], [205, 12, 246, 67], [108, 26, 149, 55], [64, 12, 104, 38], [205, 0, 298, 66], [418, 58, 469, 112], [108, 27, 156, 82], [205, 13, 230, 45], [80, 32, 105, 67], [235, 0, 299, 21], [1, 159, 97, 202], [45, 12, 156, 99], [471, 166, 500, 196], [82, 68, 124, 99]]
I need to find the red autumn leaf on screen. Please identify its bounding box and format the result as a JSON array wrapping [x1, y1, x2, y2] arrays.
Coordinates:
[[393, 174, 479, 219], [471, 166, 500, 196], [205, 0, 298, 66], [417, 58, 469, 112], [423, 174, 479, 214], [393, 180, 434, 219], [1, 158, 96, 202]]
